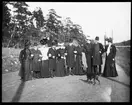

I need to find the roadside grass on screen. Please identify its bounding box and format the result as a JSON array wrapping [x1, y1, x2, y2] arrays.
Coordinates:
[[115, 47, 130, 76], [2, 47, 22, 74]]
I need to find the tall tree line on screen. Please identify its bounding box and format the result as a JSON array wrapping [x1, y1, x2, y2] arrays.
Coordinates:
[[2, 2, 87, 48]]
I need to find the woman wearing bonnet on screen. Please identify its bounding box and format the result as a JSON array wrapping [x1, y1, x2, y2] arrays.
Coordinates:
[[102, 37, 118, 77]]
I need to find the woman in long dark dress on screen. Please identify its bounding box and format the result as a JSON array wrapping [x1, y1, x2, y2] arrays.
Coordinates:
[[65, 43, 75, 75], [31, 46, 42, 78], [48, 42, 57, 78], [19, 40, 32, 81], [74, 45, 84, 75], [102, 38, 118, 77], [83, 40, 93, 74], [56, 44, 66, 77]]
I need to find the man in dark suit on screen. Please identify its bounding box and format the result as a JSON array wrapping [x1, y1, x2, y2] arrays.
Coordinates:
[[83, 39, 93, 74], [91, 36, 104, 75]]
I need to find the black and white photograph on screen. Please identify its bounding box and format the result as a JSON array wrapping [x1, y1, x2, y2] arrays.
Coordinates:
[[2, 2, 130, 102]]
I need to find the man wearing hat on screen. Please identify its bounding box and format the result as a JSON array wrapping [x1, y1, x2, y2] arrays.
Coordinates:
[[91, 36, 104, 75]]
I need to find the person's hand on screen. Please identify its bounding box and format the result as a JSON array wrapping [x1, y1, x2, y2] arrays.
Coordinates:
[[49, 54, 52, 57], [74, 51, 77, 53], [61, 56, 64, 59], [39, 55, 42, 57], [113, 58, 115, 61]]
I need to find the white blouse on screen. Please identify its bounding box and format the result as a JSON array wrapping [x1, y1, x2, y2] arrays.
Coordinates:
[[38, 46, 49, 60]]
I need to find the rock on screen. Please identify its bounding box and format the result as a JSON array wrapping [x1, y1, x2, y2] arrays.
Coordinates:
[[5, 69, 8, 72]]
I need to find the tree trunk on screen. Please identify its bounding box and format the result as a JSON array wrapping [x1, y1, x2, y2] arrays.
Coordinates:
[[7, 25, 16, 48]]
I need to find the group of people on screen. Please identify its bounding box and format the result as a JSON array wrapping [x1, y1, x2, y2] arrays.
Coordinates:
[[18, 36, 118, 82], [82, 36, 118, 78]]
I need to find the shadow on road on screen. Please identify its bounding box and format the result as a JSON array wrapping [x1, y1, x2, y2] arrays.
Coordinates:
[[79, 79, 93, 85], [11, 81, 25, 102], [104, 77, 130, 88]]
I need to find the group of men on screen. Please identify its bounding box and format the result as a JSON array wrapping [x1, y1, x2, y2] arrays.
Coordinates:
[[18, 36, 106, 82]]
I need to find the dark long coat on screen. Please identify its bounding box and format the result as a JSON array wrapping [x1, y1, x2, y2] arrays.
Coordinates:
[[83, 43, 93, 73], [91, 43, 102, 66], [48, 47, 56, 70], [19, 48, 32, 81], [56, 48, 65, 77], [98, 43, 104, 65], [65, 45, 75, 68], [74, 46, 84, 75], [102, 44, 118, 77]]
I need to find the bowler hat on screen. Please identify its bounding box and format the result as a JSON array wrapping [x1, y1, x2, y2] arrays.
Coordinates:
[[108, 37, 113, 43], [95, 36, 99, 41]]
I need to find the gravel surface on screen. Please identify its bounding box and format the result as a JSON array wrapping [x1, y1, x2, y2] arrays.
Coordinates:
[[2, 62, 130, 102]]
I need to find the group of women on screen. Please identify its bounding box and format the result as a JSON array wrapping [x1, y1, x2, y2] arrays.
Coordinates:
[[18, 36, 118, 82], [19, 38, 84, 81]]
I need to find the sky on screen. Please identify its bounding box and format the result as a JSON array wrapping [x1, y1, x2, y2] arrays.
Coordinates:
[[8, 2, 131, 44]]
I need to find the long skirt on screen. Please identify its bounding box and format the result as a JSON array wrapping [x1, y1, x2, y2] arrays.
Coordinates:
[[102, 56, 118, 77], [66, 55, 75, 68], [41, 60, 50, 78], [33, 61, 41, 78], [56, 59, 65, 77], [49, 58, 56, 70], [19, 60, 32, 81], [74, 55, 84, 75]]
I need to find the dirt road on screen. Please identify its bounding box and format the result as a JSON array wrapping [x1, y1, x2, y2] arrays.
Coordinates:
[[2, 62, 130, 102]]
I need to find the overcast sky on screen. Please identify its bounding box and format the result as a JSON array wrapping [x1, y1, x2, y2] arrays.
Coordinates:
[[8, 2, 131, 44]]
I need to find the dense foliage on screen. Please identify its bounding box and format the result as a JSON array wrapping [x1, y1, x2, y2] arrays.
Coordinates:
[[2, 2, 87, 48]]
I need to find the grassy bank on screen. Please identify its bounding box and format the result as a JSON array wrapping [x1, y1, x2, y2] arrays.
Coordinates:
[[2, 48, 22, 74], [115, 47, 130, 76]]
